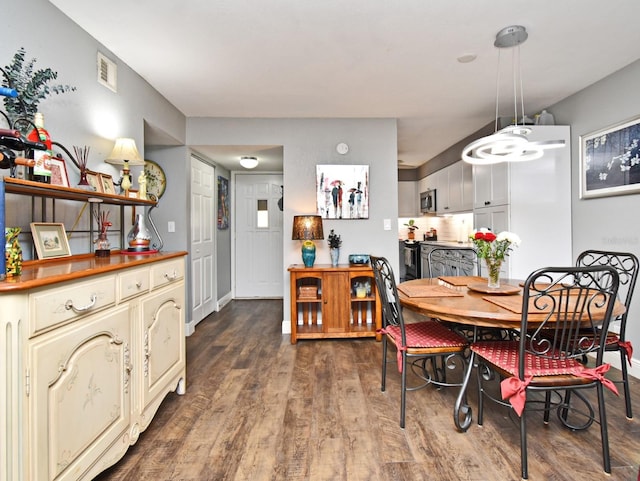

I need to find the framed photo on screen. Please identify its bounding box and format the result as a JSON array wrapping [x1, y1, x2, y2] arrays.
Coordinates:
[[316, 164, 369, 219], [217, 176, 229, 229], [49, 157, 70, 187], [86, 171, 102, 192], [99, 173, 116, 195], [580, 115, 640, 198], [30, 222, 72, 259], [127, 189, 139, 199]]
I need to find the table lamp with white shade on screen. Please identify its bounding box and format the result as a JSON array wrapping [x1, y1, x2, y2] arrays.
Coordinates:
[[104, 138, 145, 195]]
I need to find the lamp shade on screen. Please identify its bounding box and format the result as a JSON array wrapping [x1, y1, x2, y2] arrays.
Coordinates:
[[240, 156, 259, 169], [292, 215, 324, 241], [105, 138, 145, 166]]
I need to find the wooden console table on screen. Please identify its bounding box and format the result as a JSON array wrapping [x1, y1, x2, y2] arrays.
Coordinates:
[[288, 264, 382, 344]]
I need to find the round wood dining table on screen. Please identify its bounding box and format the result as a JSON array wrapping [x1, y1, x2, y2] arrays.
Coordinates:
[[396, 277, 626, 431]]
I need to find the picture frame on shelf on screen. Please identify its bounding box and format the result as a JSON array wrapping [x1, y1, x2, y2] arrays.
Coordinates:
[[580, 115, 640, 199], [86, 171, 102, 192], [49, 157, 70, 187], [30, 222, 72, 259], [127, 189, 139, 199], [99, 173, 116, 195]]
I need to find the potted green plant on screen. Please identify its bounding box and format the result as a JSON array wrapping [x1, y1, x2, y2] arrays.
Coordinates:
[[403, 219, 419, 240], [1, 47, 76, 131], [327, 229, 342, 266]]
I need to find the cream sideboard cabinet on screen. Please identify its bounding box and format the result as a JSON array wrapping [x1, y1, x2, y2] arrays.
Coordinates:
[[0, 252, 187, 481]]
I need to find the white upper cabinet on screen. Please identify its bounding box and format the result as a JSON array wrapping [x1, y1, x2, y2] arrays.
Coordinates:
[[398, 181, 418, 217], [435, 161, 473, 214], [473, 161, 509, 208]]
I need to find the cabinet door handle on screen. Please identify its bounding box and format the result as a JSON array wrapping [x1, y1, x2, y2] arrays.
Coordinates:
[[484, 201, 491, 206], [65, 293, 98, 313], [135, 281, 143, 288], [164, 270, 178, 281]]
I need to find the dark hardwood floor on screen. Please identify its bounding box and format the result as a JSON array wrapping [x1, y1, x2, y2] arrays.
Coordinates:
[[96, 300, 640, 480]]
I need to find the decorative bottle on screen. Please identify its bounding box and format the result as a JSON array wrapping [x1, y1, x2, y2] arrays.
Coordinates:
[[27, 113, 52, 183]]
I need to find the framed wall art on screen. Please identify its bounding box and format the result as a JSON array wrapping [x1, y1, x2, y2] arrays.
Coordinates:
[[100, 173, 116, 195], [316, 164, 369, 219], [86, 171, 102, 192], [218, 176, 229, 229], [580, 115, 640, 198], [49, 157, 70, 187], [30, 222, 72, 259]]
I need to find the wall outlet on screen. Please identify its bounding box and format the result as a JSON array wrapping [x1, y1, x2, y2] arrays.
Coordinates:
[[383, 219, 391, 230], [168, 221, 175, 233]]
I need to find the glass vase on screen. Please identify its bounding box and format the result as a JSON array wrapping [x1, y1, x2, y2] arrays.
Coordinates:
[[330, 247, 340, 267], [485, 257, 502, 289]]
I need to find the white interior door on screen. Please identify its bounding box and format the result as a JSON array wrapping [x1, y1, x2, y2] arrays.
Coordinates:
[[235, 174, 283, 298], [190, 156, 216, 324]]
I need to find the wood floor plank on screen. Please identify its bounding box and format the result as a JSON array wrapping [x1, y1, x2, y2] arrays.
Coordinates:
[[95, 299, 640, 481]]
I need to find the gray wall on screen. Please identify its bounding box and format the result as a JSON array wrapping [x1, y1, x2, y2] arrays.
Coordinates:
[[187, 117, 400, 323], [550, 59, 640, 366]]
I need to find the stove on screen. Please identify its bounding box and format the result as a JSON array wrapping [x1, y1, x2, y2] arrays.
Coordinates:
[[403, 240, 421, 280]]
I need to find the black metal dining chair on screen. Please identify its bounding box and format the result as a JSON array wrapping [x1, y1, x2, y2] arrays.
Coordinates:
[[426, 247, 480, 278], [471, 265, 620, 479], [369, 255, 468, 428], [576, 250, 639, 419]]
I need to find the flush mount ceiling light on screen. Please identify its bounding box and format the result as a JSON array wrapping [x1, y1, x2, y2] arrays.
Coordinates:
[[240, 156, 258, 169], [462, 25, 565, 165]]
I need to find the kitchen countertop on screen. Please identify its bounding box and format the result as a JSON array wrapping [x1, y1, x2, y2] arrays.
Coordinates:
[[420, 240, 475, 248]]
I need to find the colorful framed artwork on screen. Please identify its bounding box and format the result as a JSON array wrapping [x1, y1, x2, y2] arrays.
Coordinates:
[[580, 115, 640, 198], [100, 173, 116, 195], [316, 164, 369, 219], [218, 176, 229, 229], [49, 157, 70, 187], [86, 171, 102, 192], [30, 222, 72, 259]]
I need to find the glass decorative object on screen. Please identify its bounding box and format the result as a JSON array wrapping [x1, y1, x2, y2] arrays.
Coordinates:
[[5, 227, 22, 277], [127, 213, 152, 252], [485, 257, 502, 289]]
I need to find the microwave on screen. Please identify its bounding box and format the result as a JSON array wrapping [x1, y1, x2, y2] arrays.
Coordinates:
[[420, 189, 436, 214]]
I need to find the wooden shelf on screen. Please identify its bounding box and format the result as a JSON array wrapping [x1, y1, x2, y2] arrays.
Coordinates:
[[4, 177, 157, 207], [288, 264, 381, 344]]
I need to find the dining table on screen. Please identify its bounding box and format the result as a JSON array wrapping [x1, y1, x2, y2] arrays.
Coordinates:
[[396, 275, 626, 432]]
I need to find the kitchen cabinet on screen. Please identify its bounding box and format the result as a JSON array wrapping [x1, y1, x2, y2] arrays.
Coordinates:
[[431, 161, 473, 215], [472, 126, 572, 279], [472, 161, 509, 208], [288, 264, 382, 343], [398, 180, 418, 217], [1, 253, 186, 481]]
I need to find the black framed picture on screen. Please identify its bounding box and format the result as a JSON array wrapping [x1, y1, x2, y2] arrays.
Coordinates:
[[580, 115, 640, 198]]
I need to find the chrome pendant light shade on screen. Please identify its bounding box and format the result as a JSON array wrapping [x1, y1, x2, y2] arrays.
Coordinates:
[[462, 26, 565, 165]]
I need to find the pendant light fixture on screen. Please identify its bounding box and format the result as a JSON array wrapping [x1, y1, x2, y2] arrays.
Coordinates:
[[462, 25, 565, 165]]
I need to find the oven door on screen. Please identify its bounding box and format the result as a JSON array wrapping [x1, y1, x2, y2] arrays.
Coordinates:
[[404, 245, 420, 279]]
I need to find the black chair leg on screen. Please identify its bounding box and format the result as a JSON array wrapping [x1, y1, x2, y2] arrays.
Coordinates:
[[400, 352, 407, 428], [596, 384, 612, 474], [520, 409, 529, 479], [620, 348, 633, 419], [381, 338, 388, 392]]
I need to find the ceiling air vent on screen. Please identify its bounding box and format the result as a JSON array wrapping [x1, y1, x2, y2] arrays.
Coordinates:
[[97, 52, 117, 92]]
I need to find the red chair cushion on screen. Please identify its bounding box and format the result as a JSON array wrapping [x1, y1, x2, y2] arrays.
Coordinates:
[[385, 321, 468, 349], [470, 340, 584, 377]]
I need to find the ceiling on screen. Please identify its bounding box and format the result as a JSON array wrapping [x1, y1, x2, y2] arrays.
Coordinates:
[[50, 0, 640, 172]]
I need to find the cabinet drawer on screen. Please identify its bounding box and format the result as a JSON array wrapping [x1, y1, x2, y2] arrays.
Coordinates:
[[29, 276, 117, 336], [119, 267, 150, 301], [150, 258, 184, 290]]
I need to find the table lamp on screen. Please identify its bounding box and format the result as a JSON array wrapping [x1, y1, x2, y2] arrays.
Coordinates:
[[292, 215, 324, 267], [105, 138, 145, 195]]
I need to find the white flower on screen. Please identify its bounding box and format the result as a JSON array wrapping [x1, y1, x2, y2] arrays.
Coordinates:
[[497, 231, 521, 246]]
